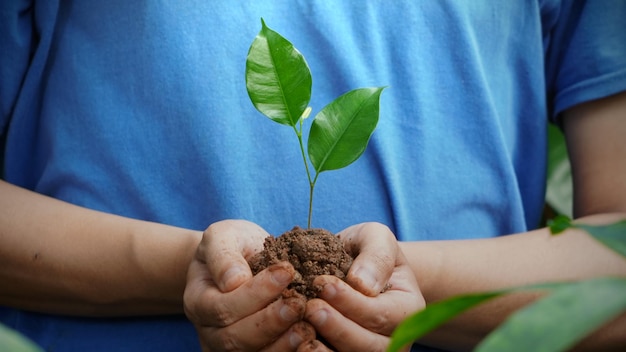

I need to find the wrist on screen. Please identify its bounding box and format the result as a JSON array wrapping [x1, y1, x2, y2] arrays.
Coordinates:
[[130, 223, 203, 314], [399, 241, 444, 303]]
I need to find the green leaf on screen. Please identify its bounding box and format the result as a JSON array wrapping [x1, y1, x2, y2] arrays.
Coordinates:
[[245, 19, 312, 127], [576, 220, 626, 259], [308, 87, 384, 173], [387, 282, 566, 352], [546, 124, 573, 217], [476, 278, 626, 352], [548, 217, 626, 259], [0, 324, 43, 352], [547, 215, 573, 235], [388, 218, 626, 352], [387, 292, 503, 352]]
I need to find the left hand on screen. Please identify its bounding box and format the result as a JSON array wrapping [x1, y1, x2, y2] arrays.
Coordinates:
[[300, 222, 424, 351], [184, 219, 315, 351]]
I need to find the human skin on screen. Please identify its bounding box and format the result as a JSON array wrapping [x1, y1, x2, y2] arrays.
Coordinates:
[[184, 220, 319, 351], [183, 219, 423, 351], [301, 91, 626, 351], [0, 180, 202, 316], [1, 92, 625, 351], [187, 92, 626, 351], [0, 184, 321, 349]]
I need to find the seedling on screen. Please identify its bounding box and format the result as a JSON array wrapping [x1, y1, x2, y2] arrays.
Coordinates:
[[245, 19, 384, 228]]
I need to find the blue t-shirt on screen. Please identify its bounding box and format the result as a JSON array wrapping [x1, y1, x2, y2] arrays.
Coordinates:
[[1, 1, 625, 351]]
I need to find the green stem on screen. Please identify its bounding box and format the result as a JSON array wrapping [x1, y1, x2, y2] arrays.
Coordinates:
[[308, 173, 320, 229], [293, 125, 313, 185], [308, 182, 314, 229], [293, 122, 315, 227]]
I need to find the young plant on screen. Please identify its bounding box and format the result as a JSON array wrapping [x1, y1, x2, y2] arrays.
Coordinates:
[[245, 19, 384, 228]]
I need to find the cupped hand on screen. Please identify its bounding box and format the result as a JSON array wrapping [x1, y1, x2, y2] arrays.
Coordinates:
[[303, 222, 424, 351], [184, 219, 316, 351]]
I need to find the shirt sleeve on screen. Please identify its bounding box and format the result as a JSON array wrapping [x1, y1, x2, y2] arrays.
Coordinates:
[[545, 0, 626, 122], [0, 0, 35, 136]]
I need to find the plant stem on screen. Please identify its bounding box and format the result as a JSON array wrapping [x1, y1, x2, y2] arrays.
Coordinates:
[[293, 122, 315, 228], [308, 182, 314, 229], [308, 172, 320, 229]]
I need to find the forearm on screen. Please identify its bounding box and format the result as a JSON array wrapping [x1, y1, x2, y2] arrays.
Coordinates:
[[400, 213, 626, 350], [0, 180, 202, 316]]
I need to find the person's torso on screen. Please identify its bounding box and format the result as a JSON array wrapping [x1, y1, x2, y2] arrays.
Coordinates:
[[1, 1, 573, 350]]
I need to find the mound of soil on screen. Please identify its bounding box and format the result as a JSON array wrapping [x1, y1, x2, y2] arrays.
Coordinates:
[[248, 226, 353, 300]]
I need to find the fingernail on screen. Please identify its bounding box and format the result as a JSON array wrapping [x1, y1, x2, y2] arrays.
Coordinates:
[[270, 267, 292, 286], [289, 331, 303, 348], [280, 303, 299, 322], [222, 266, 245, 290], [309, 309, 328, 326], [353, 266, 378, 293], [322, 283, 337, 299]]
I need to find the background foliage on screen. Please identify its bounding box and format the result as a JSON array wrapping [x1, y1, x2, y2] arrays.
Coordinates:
[[546, 123, 572, 218], [387, 124, 626, 351]]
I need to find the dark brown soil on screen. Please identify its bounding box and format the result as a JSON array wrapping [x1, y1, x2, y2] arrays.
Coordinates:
[[248, 226, 353, 300]]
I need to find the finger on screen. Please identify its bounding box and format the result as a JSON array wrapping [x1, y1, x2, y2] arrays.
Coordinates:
[[314, 274, 423, 335], [260, 321, 317, 352], [202, 219, 269, 292], [184, 259, 216, 324], [338, 222, 399, 296], [187, 261, 295, 327], [297, 339, 333, 352], [305, 298, 390, 352], [205, 294, 307, 350]]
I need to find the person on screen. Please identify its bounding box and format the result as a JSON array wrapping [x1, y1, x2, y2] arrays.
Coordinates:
[[1, 1, 625, 351]]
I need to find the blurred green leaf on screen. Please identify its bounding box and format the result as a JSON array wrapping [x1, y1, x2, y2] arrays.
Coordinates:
[[549, 216, 626, 259], [577, 221, 626, 259], [308, 87, 384, 173], [0, 324, 43, 352], [476, 278, 626, 352], [389, 218, 626, 352], [388, 282, 573, 352], [387, 292, 502, 352], [546, 124, 572, 217], [547, 215, 573, 234], [245, 18, 312, 127]]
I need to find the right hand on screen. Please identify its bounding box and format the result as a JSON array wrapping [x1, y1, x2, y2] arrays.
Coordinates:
[[183, 219, 316, 351], [301, 222, 423, 352]]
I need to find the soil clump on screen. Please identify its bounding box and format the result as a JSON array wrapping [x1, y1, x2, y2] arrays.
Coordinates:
[[248, 226, 353, 300]]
